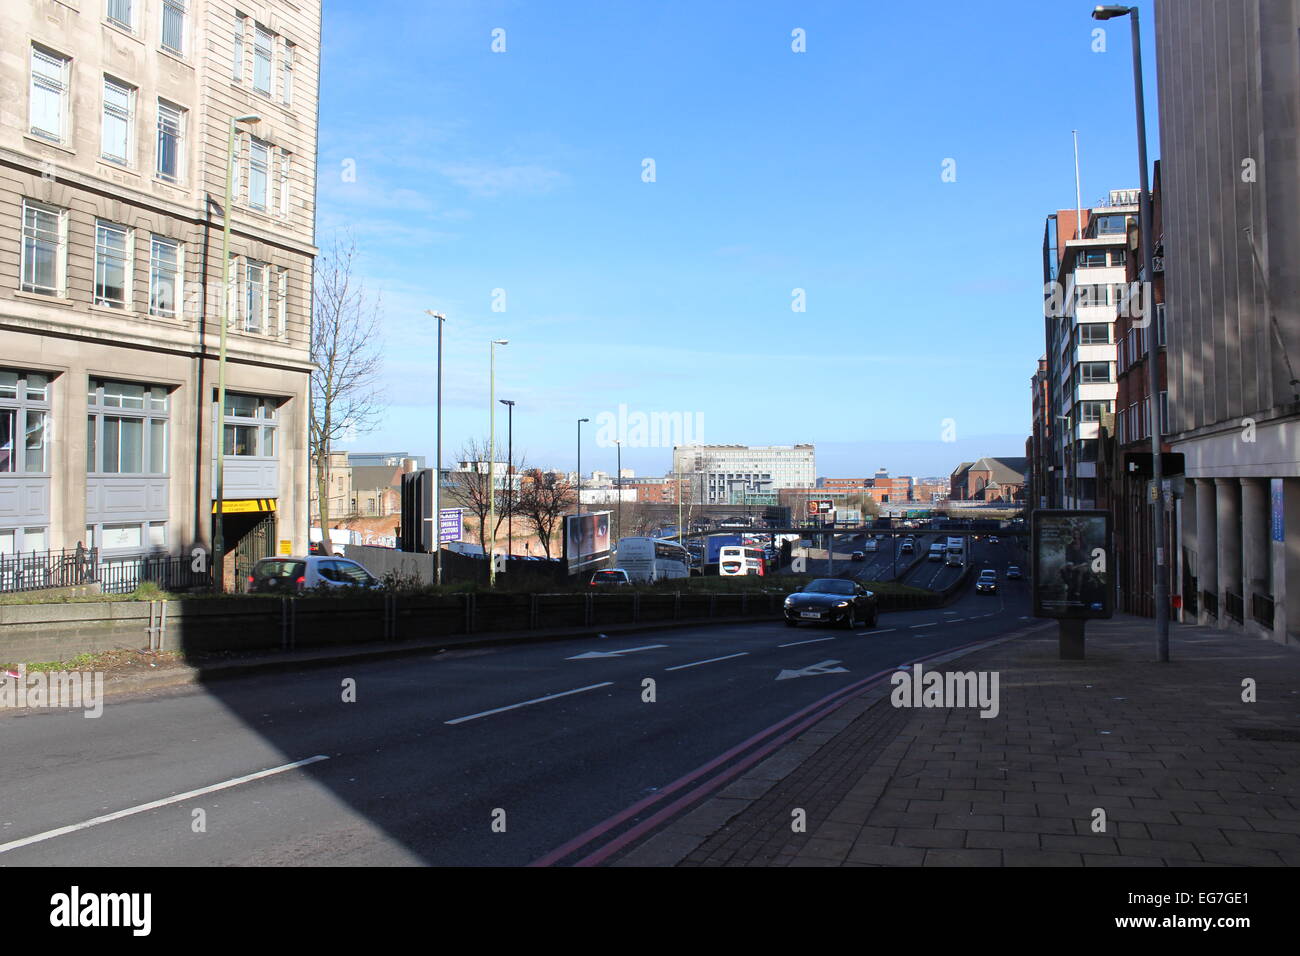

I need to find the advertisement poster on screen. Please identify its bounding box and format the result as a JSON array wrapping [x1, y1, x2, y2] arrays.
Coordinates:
[[564, 511, 612, 571], [1032, 510, 1113, 619]]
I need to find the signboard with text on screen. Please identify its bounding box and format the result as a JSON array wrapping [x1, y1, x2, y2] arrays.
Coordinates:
[[439, 508, 463, 544], [1032, 510, 1113, 619]]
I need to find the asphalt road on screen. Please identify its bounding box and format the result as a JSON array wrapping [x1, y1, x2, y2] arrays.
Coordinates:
[[0, 547, 1032, 867]]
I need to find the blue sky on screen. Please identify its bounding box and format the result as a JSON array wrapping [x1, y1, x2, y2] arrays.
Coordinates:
[[317, 0, 1159, 479]]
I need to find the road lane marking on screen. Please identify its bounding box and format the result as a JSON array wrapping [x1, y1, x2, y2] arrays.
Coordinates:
[[445, 683, 614, 725], [947, 618, 966, 623], [0, 755, 330, 855], [776, 659, 848, 681], [567, 644, 667, 660], [778, 637, 836, 648], [909, 623, 938, 629], [665, 652, 749, 672], [860, 628, 896, 635]]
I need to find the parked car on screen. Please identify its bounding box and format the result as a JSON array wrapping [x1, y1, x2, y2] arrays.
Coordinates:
[[783, 578, 878, 629], [248, 555, 382, 594], [975, 569, 998, 594], [1006, 566, 1023, 580], [589, 569, 631, 586]]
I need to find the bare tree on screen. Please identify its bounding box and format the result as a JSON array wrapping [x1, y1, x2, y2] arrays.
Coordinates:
[[516, 468, 574, 559], [310, 235, 385, 554], [444, 439, 524, 557]]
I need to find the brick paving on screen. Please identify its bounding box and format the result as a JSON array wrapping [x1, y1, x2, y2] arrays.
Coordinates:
[[625, 617, 1300, 867]]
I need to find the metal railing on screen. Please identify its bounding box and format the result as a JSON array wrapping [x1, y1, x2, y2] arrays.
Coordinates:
[[1200, 589, 1218, 620], [1225, 590, 1244, 625], [0, 547, 211, 595], [0, 547, 98, 593], [1252, 593, 1275, 630]]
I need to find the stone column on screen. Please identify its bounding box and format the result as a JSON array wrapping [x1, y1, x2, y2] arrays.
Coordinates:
[[1216, 478, 1242, 628], [1240, 478, 1271, 638], [1196, 478, 1218, 626]]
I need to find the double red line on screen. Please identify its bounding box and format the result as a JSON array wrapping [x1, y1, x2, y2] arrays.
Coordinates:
[[530, 631, 1017, 867]]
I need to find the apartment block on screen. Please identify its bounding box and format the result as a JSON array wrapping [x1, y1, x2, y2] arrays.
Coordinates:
[[0, 0, 320, 582], [672, 444, 815, 504]]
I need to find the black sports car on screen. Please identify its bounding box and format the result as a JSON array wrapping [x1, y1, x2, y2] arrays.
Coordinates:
[[783, 578, 878, 628]]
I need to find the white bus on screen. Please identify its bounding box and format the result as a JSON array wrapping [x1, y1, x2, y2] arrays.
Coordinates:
[[615, 537, 691, 583], [719, 546, 766, 576]]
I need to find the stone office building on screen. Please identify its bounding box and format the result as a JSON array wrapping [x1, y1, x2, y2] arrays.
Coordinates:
[[0, 0, 320, 582]]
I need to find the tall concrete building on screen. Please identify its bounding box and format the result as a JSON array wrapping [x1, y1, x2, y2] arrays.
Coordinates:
[[1040, 191, 1139, 509], [672, 444, 815, 504], [0, 0, 320, 582], [1156, 0, 1300, 644]]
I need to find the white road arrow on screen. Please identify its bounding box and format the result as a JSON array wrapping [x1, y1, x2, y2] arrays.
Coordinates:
[[776, 659, 849, 681], [567, 644, 669, 660]]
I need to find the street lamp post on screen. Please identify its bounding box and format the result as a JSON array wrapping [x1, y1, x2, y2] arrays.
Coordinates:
[[500, 399, 515, 558], [576, 418, 589, 564], [1092, 3, 1169, 660], [615, 439, 622, 543], [425, 311, 446, 584], [488, 339, 508, 587], [213, 113, 260, 593], [1056, 414, 1073, 508]]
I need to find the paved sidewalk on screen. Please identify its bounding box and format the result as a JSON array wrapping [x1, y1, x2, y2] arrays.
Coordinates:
[[616, 616, 1300, 866]]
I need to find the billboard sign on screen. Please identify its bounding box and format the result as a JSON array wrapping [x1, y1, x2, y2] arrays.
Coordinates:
[[439, 508, 463, 544], [1032, 510, 1113, 619], [806, 499, 834, 516], [563, 510, 612, 571]]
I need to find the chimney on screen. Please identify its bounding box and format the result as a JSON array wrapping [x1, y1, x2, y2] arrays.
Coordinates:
[[402, 457, 417, 474]]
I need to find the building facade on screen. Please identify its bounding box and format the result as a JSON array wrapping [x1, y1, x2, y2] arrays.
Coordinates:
[[1, 0, 320, 581], [1156, 0, 1300, 644], [672, 444, 815, 504], [1041, 192, 1138, 508]]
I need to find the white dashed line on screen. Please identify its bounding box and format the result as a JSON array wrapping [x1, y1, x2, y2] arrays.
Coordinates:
[[446, 683, 613, 725], [778, 637, 836, 648], [910, 623, 939, 629], [665, 652, 750, 672]]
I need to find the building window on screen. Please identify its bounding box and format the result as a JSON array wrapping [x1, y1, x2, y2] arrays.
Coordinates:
[[1156, 303, 1166, 347], [281, 40, 294, 105], [149, 236, 181, 317], [1094, 214, 1128, 236], [1079, 400, 1110, 423], [94, 221, 132, 309], [1079, 249, 1108, 269], [1081, 362, 1111, 384], [278, 150, 291, 215], [107, 0, 133, 30], [30, 46, 69, 143], [276, 267, 289, 336], [222, 394, 278, 457], [156, 100, 184, 182], [1110, 248, 1126, 267], [253, 25, 273, 94], [101, 77, 134, 166], [1079, 323, 1110, 345], [87, 379, 170, 475], [161, 0, 186, 55], [244, 261, 266, 332], [0, 369, 51, 475], [20, 200, 65, 296], [248, 137, 269, 209], [233, 14, 246, 81]]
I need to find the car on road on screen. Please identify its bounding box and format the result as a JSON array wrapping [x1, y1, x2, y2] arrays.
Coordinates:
[[928, 543, 946, 561], [900, 540, 914, 554], [783, 578, 878, 628], [850, 550, 865, 561], [1006, 566, 1023, 579], [590, 569, 631, 586], [990, 536, 1000, 544], [248, 555, 382, 594], [863, 538, 879, 552], [975, 569, 998, 594]]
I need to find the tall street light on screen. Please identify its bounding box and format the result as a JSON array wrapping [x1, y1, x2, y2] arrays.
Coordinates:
[[614, 439, 622, 543], [499, 399, 515, 558], [425, 311, 446, 585], [576, 418, 589, 546], [213, 112, 260, 593], [1092, 3, 1169, 660], [488, 339, 508, 587]]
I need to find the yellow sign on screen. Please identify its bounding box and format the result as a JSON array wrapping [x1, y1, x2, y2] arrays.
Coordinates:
[[212, 498, 277, 514], [278, 539, 292, 555]]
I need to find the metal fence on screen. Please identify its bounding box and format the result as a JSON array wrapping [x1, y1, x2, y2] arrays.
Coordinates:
[[0, 547, 211, 595]]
